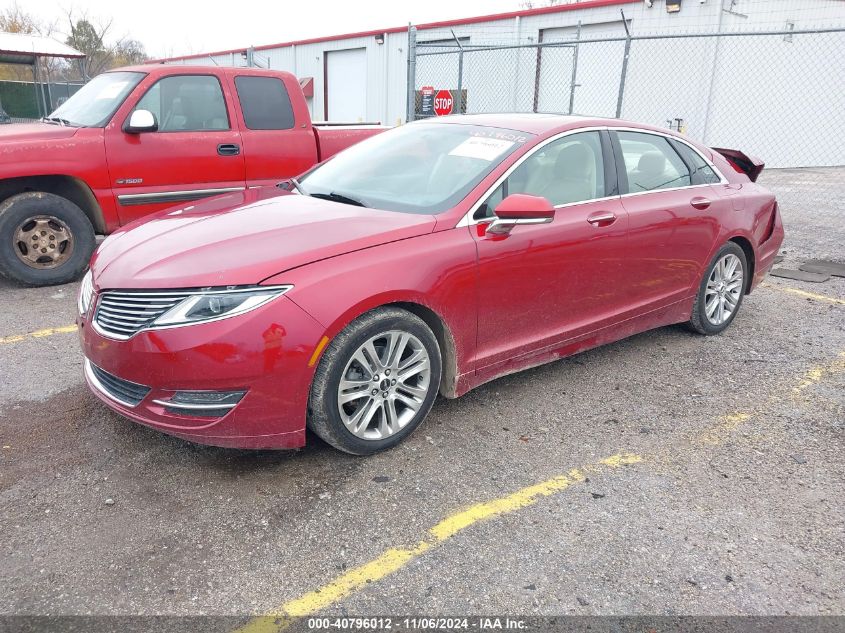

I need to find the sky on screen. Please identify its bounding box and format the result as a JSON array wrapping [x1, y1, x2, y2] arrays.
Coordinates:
[[17, 0, 526, 59]]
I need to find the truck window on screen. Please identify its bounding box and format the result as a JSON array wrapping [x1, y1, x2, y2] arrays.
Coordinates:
[[133, 75, 229, 132], [234, 76, 295, 130]]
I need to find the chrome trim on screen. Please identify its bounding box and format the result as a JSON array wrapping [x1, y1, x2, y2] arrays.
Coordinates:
[[456, 125, 728, 229], [102, 286, 286, 297], [487, 215, 553, 235], [151, 399, 239, 411], [117, 187, 244, 206], [84, 359, 144, 409]]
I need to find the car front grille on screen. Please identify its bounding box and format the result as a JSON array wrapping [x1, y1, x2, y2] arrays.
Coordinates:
[[87, 360, 151, 407], [94, 290, 190, 339]]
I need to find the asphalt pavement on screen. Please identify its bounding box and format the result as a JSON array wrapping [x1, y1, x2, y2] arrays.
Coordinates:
[[1, 168, 843, 626]]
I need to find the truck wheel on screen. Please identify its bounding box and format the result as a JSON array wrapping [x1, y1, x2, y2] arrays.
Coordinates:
[[0, 192, 96, 286]]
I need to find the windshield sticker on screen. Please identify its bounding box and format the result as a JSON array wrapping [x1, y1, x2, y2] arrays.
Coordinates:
[[95, 81, 129, 100], [448, 137, 515, 161]]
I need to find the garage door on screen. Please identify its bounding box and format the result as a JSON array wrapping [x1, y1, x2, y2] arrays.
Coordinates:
[[326, 48, 367, 122], [536, 21, 628, 117]]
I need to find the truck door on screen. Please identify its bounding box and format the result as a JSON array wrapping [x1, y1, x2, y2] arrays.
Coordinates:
[[104, 73, 246, 225], [228, 74, 318, 188]]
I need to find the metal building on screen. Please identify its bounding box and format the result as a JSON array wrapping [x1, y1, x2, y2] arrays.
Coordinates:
[[156, 0, 845, 168]]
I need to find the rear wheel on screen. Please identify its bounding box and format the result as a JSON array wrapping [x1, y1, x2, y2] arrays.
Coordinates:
[[308, 307, 442, 455], [688, 242, 748, 335], [0, 192, 95, 286]]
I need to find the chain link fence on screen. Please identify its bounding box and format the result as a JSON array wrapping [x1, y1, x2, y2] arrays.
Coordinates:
[[408, 26, 845, 213]]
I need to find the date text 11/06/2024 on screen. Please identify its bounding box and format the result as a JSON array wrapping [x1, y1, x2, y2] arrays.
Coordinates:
[[306, 617, 528, 630]]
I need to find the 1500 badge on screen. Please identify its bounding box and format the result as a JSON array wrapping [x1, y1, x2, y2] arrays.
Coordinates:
[[116, 178, 143, 185]]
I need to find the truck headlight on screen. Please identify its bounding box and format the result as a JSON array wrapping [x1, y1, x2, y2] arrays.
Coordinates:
[[78, 270, 94, 315], [152, 285, 292, 327]]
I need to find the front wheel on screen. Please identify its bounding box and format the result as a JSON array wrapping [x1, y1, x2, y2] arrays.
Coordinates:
[[0, 192, 96, 286], [688, 242, 748, 335], [308, 307, 442, 455]]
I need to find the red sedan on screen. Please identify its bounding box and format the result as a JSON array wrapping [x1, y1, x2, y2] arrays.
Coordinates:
[[77, 114, 783, 454]]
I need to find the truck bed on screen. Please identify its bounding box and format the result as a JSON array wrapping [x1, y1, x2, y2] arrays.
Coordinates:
[[313, 123, 388, 161]]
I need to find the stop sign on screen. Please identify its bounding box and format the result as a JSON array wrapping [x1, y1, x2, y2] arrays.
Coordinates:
[[433, 90, 453, 116]]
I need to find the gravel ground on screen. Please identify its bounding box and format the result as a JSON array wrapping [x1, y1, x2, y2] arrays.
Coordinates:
[[0, 168, 843, 625]]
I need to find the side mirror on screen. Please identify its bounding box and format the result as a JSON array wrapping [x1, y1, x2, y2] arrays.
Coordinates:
[[488, 194, 555, 235], [124, 109, 158, 134]]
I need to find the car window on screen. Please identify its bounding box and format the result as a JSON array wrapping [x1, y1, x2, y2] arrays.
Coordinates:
[[673, 141, 721, 185], [475, 131, 605, 219], [133, 75, 229, 132], [234, 76, 295, 130], [617, 131, 691, 193]]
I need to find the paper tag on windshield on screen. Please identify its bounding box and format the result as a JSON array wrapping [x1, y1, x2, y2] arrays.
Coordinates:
[[95, 81, 129, 100], [448, 137, 514, 161]]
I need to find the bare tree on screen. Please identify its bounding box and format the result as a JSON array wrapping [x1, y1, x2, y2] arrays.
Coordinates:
[[63, 9, 148, 79]]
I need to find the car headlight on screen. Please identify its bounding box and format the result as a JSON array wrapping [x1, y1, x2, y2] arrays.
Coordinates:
[[152, 285, 292, 327], [78, 270, 94, 315]]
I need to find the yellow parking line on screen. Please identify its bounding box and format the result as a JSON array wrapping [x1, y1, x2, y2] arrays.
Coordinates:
[[761, 282, 845, 305], [695, 350, 845, 444], [697, 412, 753, 445], [793, 350, 845, 396], [0, 324, 77, 345], [235, 453, 643, 632]]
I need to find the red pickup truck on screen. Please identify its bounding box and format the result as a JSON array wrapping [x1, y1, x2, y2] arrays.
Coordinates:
[[0, 65, 384, 286]]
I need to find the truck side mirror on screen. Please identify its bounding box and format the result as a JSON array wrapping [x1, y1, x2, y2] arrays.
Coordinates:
[[124, 109, 158, 134]]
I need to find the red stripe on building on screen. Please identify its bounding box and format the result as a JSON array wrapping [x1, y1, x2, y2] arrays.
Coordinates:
[[149, 0, 637, 63]]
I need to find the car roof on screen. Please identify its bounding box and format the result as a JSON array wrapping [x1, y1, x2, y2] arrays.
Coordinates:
[[418, 112, 667, 137]]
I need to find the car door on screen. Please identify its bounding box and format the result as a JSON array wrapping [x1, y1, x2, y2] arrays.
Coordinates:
[[612, 130, 725, 310], [104, 73, 246, 225], [470, 130, 629, 372], [228, 73, 318, 188]]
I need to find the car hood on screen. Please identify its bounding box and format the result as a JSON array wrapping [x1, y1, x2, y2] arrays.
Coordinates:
[[0, 122, 80, 142], [91, 187, 437, 289]]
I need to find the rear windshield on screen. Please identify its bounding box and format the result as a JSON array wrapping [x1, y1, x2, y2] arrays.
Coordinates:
[[299, 123, 533, 214]]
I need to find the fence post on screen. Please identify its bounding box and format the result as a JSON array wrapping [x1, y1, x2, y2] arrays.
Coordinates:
[[568, 21, 581, 115], [615, 11, 632, 119], [406, 25, 417, 123], [451, 29, 465, 114]]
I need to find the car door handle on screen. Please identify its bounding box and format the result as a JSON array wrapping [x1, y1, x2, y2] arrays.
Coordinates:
[[586, 211, 616, 227], [690, 196, 711, 210], [217, 143, 240, 156]]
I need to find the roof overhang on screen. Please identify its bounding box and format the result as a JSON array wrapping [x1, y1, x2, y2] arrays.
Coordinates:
[[0, 31, 85, 65]]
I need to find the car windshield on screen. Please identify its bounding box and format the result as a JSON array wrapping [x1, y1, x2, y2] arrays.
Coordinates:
[[47, 71, 145, 128], [299, 123, 534, 214]]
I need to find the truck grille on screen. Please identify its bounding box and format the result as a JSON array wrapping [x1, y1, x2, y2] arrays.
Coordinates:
[[94, 290, 189, 339], [86, 360, 151, 407]]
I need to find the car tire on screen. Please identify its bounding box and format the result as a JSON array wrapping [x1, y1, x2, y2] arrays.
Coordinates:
[[0, 192, 96, 287], [308, 307, 442, 455], [688, 241, 748, 335]]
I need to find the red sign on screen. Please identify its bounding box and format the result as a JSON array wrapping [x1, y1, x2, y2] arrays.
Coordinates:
[[434, 90, 453, 116]]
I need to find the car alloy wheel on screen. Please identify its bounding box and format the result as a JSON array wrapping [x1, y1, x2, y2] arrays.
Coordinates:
[[336, 330, 432, 440], [704, 253, 743, 326]]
